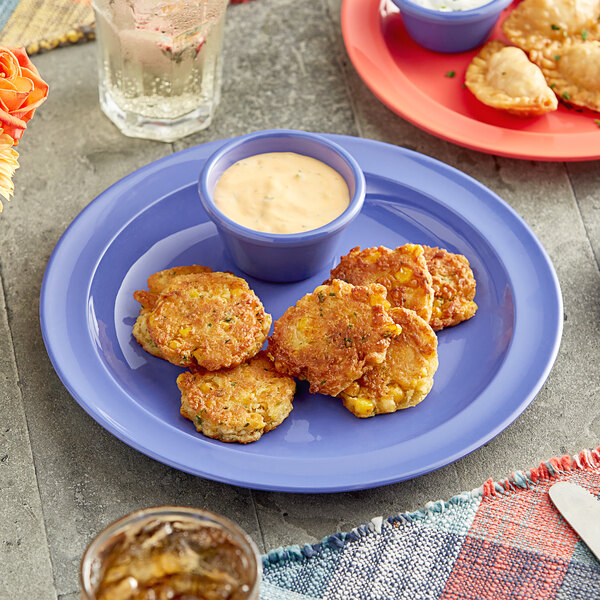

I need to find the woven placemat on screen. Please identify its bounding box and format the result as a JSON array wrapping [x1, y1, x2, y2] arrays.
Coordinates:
[[0, 0, 249, 55], [0, 0, 95, 54], [261, 447, 600, 599]]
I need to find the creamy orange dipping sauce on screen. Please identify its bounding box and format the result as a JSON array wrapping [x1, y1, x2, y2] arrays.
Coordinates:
[[214, 152, 350, 234]]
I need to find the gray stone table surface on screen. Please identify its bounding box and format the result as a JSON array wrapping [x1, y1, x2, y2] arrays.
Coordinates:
[[1, 0, 599, 598]]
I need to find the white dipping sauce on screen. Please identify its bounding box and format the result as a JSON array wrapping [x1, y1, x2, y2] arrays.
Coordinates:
[[412, 0, 493, 10], [214, 152, 350, 235]]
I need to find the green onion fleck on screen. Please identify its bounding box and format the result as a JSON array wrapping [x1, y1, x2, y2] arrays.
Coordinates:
[[562, 92, 571, 100], [551, 23, 560, 30], [445, 70, 456, 78], [582, 29, 588, 40]]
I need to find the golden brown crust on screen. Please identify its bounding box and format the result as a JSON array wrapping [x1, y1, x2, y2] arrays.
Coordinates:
[[267, 279, 401, 396], [502, 0, 600, 54], [178, 351, 295, 444], [339, 307, 438, 418], [133, 265, 214, 314], [531, 39, 600, 112], [133, 270, 271, 370], [465, 40, 558, 117], [423, 246, 478, 331], [147, 265, 214, 294], [324, 245, 434, 322]]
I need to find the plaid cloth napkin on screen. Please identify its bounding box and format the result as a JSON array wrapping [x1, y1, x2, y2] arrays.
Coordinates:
[[261, 447, 600, 600]]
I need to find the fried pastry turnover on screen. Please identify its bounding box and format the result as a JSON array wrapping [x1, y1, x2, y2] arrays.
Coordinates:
[[531, 39, 600, 112], [503, 0, 600, 53], [465, 40, 558, 117]]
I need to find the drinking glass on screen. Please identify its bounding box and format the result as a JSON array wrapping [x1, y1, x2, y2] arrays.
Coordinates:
[[90, 0, 229, 142], [79, 506, 262, 599]]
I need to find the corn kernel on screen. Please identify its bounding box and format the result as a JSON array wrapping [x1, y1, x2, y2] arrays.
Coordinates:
[[189, 289, 200, 299], [370, 293, 388, 308], [297, 317, 310, 333], [200, 382, 212, 394], [384, 323, 402, 337], [169, 340, 181, 349], [350, 397, 375, 417], [179, 327, 191, 337], [364, 251, 382, 264], [394, 266, 413, 284]]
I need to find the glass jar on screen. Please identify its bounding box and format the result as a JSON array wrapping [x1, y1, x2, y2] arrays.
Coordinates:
[[79, 506, 262, 599]]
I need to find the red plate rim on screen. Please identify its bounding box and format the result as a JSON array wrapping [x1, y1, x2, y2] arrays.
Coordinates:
[[341, 0, 600, 161]]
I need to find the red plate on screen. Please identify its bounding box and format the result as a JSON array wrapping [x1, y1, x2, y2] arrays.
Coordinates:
[[341, 0, 600, 161]]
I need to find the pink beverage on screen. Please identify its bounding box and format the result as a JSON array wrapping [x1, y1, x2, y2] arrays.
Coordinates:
[[91, 0, 228, 141]]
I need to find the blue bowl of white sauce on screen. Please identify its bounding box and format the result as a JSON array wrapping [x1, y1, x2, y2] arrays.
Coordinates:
[[198, 129, 366, 282], [391, 0, 513, 53]]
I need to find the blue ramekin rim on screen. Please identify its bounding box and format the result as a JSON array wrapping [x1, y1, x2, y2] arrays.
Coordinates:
[[391, 0, 512, 23], [198, 129, 366, 248]]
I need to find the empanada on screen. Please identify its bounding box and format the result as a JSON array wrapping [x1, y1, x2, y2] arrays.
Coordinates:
[[531, 39, 600, 112], [465, 40, 558, 117], [503, 0, 600, 53]]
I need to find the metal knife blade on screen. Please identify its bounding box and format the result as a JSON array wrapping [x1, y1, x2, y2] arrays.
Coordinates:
[[549, 481, 600, 561]]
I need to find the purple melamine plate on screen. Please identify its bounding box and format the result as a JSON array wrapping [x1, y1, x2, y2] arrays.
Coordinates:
[[40, 134, 562, 492]]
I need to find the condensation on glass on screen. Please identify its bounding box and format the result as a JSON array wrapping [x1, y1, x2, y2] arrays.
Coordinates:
[[90, 0, 228, 141]]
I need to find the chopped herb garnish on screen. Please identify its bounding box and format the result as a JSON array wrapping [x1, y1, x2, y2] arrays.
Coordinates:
[[445, 70, 456, 78], [208, 323, 212, 327], [328, 292, 336, 297], [554, 55, 561, 61], [343, 337, 353, 347], [550, 83, 556, 89], [224, 317, 233, 322], [320, 380, 326, 385], [244, 423, 249, 427], [594, 119, 600, 128], [562, 92, 571, 100], [318, 291, 325, 303], [225, 339, 230, 344], [551, 23, 560, 30], [195, 416, 203, 425], [582, 28, 588, 40]]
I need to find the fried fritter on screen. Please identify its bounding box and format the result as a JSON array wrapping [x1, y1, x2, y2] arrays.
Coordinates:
[[423, 246, 478, 331], [178, 351, 295, 444], [325, 245, 434, 322], [133, 270, 271, 370], [340, 307, 438, 418], [267, 279, 401, 396]]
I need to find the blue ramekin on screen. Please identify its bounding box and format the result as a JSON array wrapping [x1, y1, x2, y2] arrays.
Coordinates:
[[391, 0, 513, 53], [198, 129, 366, 283]]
